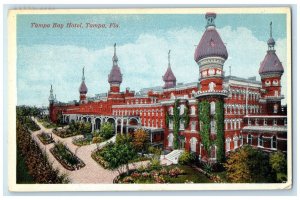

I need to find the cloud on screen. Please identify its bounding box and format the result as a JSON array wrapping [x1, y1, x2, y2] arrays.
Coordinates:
[[17, 26, 287, 106]]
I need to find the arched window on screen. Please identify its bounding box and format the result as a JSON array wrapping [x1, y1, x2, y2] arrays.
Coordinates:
[[258, 135, 263, 147], [210, 119, 215, 134], [210, 145, 217, 160], [274, 104, 278, 114], [239, 135, 243, 146], [168, 134, 174, 147], [209, 82, 216, 91], [190, 137, 197, 152], [226, 138, 231, 152], [247, 134, 253, 145], [180, 104, 185, 115], [210, 101, 215, 115], [169, 107, 173, 115], [191, 121, 196, 131], [191, 106, 196, 115], [233, 136, 238, 149], [271, 136, 277, 149]]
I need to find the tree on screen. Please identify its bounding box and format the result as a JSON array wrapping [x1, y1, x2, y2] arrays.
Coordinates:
[[269, 151, 287, 182], [100, 122, 114, 139], [224, 145, 276, 183], [215, 100, 225, 163], [100, 134, 137, 175], [83, 122, 92, 135], [269, 151, 287, 173], [132, 128, 149, 153]]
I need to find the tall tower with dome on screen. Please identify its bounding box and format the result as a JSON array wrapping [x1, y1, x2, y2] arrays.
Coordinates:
[[259, 22, 284, 115], [194, 12, 228, 162]]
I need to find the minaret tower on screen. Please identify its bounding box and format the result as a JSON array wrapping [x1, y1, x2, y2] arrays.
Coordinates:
[[79, 67, 88, 104], [259, 22, 284, 114], [108, 43, 123, 93], [48, 84, 55, 121], [162, 50, 177, 89], [194, 13, 228, 163]]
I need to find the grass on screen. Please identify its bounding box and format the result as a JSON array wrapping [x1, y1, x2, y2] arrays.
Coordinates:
[[165, 165, 213, 183]]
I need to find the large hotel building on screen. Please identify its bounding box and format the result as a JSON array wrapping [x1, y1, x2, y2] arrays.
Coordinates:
[[49, 13, 287, 162]]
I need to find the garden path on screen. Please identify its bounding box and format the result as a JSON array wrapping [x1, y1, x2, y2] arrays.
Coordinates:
[[31, 118, 149, 183]]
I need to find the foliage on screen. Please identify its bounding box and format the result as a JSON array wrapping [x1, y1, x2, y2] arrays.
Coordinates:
[[99, 122, 114, 139], [215, 100, 225, 163], [51, 141, 85, 170], [224, 145, 276, 183], [37, 132, 54, 145], [147, 146, 161, 156], [72, 136, 92, 146], [99, 134, 137, 175], [198, 100, 210, 151], [116, 165, 212, 184], [178, 151, 190, 165], [116, 133, 133, 145], [183, 107, 190, 128], [173, 99, 180, 149], [16, 119, 69, 183], [17, 105, 43, 118], [269, 151, 287, 182], [269, 151, 287, 174], [54, 121, 91, 138], [203, 162, 212, 174], [92, 136, 103, 144], [132, 128, 149, 153], [149, 157, 162, 170], [165, 112, 169, 127]]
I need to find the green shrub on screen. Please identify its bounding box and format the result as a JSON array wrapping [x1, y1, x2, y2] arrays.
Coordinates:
[[178, 151, 190, 165], [92, 136, 103, 144], [150, 157, 162, 170], [99, 122, 114, 139]]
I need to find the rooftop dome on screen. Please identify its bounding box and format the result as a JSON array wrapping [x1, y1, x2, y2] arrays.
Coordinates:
[[194, 12, 228, 62], [79, 81, 88, 94], [259, 51, 284, 75], [108, 65, 123, 84], [108, 43, 123, 84], [163, 50, 176, 82], [79, 67, 88, 94], [163, 66, 176, 82], [259, 22, 284, 75]]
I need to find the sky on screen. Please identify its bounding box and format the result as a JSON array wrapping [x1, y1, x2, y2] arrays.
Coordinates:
[[16, 13, 288, 106]]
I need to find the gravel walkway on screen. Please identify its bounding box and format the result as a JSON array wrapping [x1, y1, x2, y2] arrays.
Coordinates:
[[31, 118, 149, 184]]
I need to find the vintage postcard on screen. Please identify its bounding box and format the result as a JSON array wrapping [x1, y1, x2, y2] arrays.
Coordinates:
[[8, 7, 292, 191]]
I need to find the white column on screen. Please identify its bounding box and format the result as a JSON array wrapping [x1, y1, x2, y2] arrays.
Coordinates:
[[121, 118, 123, 134]]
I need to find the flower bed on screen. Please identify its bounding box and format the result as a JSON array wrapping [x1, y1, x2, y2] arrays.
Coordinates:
[[91, 147, 150, 169], [114, 165, 213, 184], [53, 128, 81, 138], [37, 132, 54, 145], [72, 136, 92, 146], [50, 142, 85, 171], [21, 117, 40, 131], [91, 149, 110, 169]]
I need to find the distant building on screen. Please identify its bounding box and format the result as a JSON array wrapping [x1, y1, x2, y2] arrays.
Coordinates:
[[49, 13, 287, 162]]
